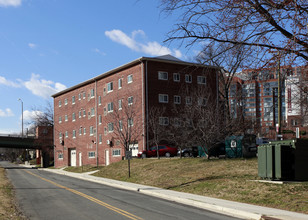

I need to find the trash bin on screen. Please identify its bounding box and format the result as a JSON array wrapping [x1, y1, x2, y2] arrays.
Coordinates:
[[258, 139, 308, 181]]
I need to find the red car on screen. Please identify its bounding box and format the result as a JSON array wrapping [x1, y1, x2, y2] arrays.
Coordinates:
[[138, 145, 178, 158]]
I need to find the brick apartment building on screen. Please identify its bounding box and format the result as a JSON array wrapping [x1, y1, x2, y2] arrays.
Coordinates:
[[52, 55, 220, 167], [229, 65, 308, 139]]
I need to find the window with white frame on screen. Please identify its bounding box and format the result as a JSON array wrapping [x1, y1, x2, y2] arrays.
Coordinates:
[[59, 100, 62, 107], [128, 96, 133, 105], [107, 82, 113, 93], [128, 118, 133, 127], [118, 99, 122, 110], [83, 92, 86, 99], [72, 113, 76, 121], [173, 73, 180, 82], [186, 96, 192, 105], [79, 128, 82, 136], [99, 115, 102, 124], [185, 74, 192, 83], [72, 130, 76, 138], [119, 120, 123, 131], [83, 110, 86, 117], [158, 71, 168, 80], [159, 94, 168, 103], [90, 126, 94, 136], [83, 127, 86, 135], [72, 96, 75, 104], [58, 153, 63, 159], [107, 102, 113, 112], [65, 131, 68, 138], [88, 151, 95, 158], [65, 98, 68, 105], [127, 74, 133, 83], [78, 93, 81, 100], [174, 95, 181, 104], [197, 76, 206, 85], [173, 118, 181, 127], [99, 134, 102, 144], [112, 149, 121, 157], [198, 97, 207, 106], [159, 117, 169, 126], [108, 123, 114, 132], [118, 78, 122, 89], [90, 89, 95, 98], [91, 108, 95, 117], [59, 132, 62, 139], [65, 115, 68, 122], [59, 116, 62, 123], [79, 111, 81, 118], [98, 96, 101, 105]]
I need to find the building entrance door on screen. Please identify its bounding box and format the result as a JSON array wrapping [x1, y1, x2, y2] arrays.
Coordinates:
[[70, 149, 76, 166], [105, 150, 109, 166], [79, 152, 82, 167]]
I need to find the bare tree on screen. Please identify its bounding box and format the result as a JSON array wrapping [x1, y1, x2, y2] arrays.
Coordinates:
[[107, 97, 143, 177], [161, 0, 308, 64], [29, 101, 54, 128]]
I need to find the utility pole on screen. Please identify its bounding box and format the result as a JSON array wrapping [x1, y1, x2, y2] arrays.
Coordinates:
[[18, 98, 23, 137], [277, 52, 282, 140]]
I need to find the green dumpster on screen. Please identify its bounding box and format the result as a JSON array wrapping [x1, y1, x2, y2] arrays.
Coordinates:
[[258, 139, 308, 181]]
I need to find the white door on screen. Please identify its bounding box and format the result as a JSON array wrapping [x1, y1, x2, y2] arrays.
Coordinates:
[[79, 152, 82, 167], [70, 149, 76, 167], [129, 144, 138, 157], [105, 150, 110, 166]]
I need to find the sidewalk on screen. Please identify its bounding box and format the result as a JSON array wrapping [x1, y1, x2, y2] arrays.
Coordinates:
[[40, 167, 308, 220]]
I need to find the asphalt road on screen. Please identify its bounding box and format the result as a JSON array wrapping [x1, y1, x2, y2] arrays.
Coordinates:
[[1, 161, 240, 220]]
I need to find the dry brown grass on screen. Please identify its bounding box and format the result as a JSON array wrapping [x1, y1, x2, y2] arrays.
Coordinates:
[[92, 157, 308, 214], [0, 167, 26, 220]]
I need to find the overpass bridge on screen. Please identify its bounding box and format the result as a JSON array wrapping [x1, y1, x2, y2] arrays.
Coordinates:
[[0, 135, 52, 149]]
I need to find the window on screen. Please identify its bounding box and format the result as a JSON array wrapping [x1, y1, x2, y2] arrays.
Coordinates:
[[159, 117, 169, 126], [78, 93, 81, 100], [59, 116, 62, 123], [107, 82, 113, 93], [173, 73, 180, 82], [118, 99, 122, 110], [83, 110, 86, 117], [158, 71, 168, 80], [91, 108, 95, 117], [198, 97, 207, 106], [72, 113, 76, 121], [159, 94, 168, 103], [99, 115, 102, 124], [65, 98, 68, 105], [83, 127, 86, 135], [99, 134, 102, 144], [197, 76, 206, 85], [108, 123, 114, 132], [65, 115, 68, 122], [174, 95, 181, 104], [119, 120, 123, 131], [128, 118, 133, 127], [59, 132, 62, 139], [83, 92, 86, 99], [98, 96, 101, 105], [127, 74, 133, 83], [58, 100, 62, 107], [58, 153, 63, 159], [186, 96, 192, 105], [79, 128, 82, 136], [128, 96, 133, 105], [107, 102, 114, 112], [118, 78, 122, 89], [72, 96, 75, 104], [72, 130, 76, 138], [90, 126, 94, 136], [65, 131, 68, 138], [90, 89, 95, 98], [112, 149, 121, 157], [185, 74, 192, 83], [79, 111, 82, 118], [173, 118, 181, 127], [88, 152, 95, 158]]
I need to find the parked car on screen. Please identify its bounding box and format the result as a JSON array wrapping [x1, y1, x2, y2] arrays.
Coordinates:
[[138, 145, 178, 158], [178, 147, 198, 157]]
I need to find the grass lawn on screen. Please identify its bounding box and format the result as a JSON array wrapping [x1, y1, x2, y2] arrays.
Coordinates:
[[0, 167, 26, 220], [81, 157, 308, 214]]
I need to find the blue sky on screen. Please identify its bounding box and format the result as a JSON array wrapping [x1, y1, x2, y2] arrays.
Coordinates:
[[0, 0, 197, 134]]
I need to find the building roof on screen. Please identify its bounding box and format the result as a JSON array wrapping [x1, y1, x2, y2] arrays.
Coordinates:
[[52, 55, 221, 98]]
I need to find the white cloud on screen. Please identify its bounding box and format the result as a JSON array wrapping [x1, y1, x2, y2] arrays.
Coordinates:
[[92, 48, 106, 56], [0, 0, 22, 7], [0, 108, 14, 117], [28, 43, 37, 49], [105, 29, 182, 58], [23, 110, 43, 122], [23, 73, 67, 99], [0, 76, 21, 88]]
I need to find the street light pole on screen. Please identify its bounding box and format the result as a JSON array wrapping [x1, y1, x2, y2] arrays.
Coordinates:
[[18, 98, 23, 137]]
